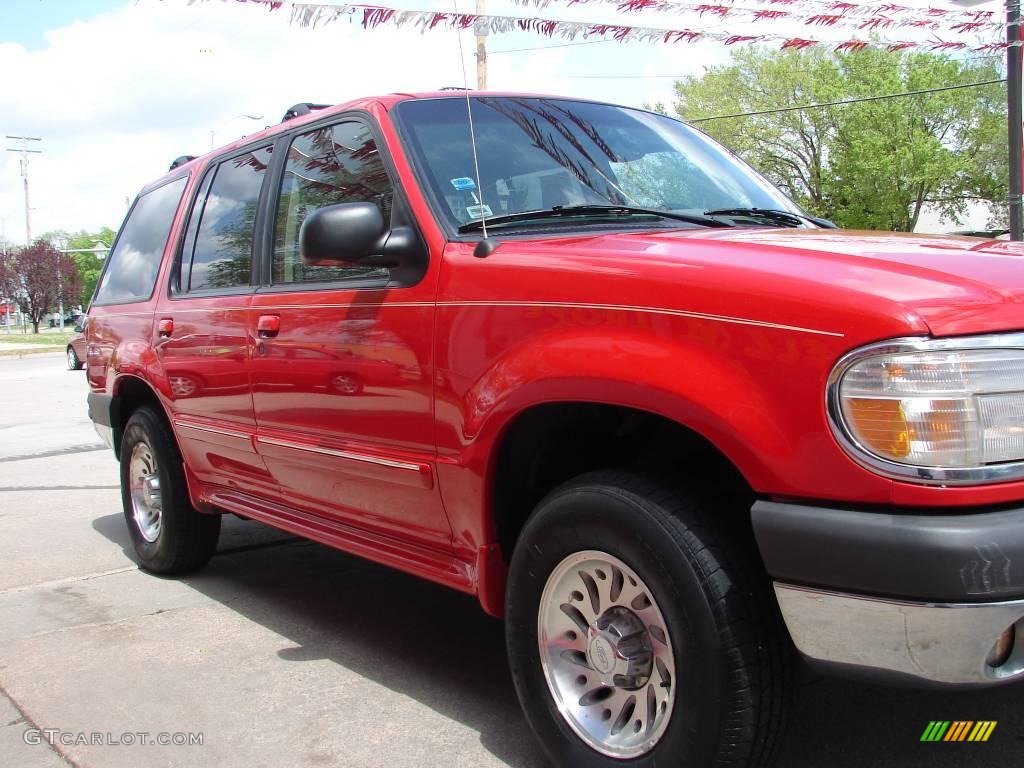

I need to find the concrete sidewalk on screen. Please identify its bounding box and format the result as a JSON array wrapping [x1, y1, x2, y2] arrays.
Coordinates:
[[0, 355, 1021, 768]]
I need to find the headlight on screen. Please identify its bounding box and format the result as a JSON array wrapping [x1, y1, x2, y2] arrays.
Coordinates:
[[827, 334, 1024, 485]]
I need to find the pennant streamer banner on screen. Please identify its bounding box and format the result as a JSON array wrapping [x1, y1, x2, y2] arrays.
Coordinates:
[[514, 0, 1005, 35], [222, 0, 1014, 52]]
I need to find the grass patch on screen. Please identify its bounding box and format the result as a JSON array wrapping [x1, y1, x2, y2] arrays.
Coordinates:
[[0, 332, 75, 346]]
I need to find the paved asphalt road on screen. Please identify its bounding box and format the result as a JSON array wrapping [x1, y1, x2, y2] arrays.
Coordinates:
[[0, 352, 1021, 767]]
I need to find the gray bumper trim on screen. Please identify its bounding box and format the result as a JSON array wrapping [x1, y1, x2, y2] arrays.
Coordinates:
[[752, 500, 1024, 602], [775, 584, 1024, 685]]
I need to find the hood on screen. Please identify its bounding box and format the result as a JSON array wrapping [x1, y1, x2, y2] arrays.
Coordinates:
[[504, 228, 1024, 338], [696, 229, 1024, 336]]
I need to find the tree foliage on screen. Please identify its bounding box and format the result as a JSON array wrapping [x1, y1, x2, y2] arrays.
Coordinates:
[[0, 241, 82, 333], [673, 48, 1007, 231], [65, 227, 115, 307], [38, 227, 116, 308]]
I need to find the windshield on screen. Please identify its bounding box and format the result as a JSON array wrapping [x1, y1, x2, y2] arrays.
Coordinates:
[[393, 96, 800, 233]]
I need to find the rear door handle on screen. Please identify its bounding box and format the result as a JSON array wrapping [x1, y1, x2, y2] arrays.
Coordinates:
[[257, 315, 280, 338], [158, 318, 174, 338]]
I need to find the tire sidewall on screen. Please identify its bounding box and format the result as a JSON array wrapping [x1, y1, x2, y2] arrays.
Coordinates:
[[67, 347, 80, 370], [506, 483, 727, 768], [119, 411, 175, 565]]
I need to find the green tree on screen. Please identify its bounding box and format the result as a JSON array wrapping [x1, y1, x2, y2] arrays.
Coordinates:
[[673, 48, 1006, 231], [65, 227, 115, 307], [0, 241, 81, 333], [39, 227, 116, 308]]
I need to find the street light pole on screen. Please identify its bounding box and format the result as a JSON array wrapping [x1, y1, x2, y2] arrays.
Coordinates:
[[475, 0, 488, 90], [55, 237, 67, 332], [952, 0, 1021, 239], [210, 114, 264, 151], [1007, 0, 1023, 241]]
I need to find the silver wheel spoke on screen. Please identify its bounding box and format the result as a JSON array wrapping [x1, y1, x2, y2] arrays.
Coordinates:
[[538, 550, 676, 758], [128, 442, 162, 543]]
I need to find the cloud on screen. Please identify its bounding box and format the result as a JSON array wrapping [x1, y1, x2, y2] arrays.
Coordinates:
[[0, 0, 720, 243], [0, 1, 470, 242]]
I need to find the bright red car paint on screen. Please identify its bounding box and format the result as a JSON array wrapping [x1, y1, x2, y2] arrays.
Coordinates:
[[87, 94, 1024, 618]]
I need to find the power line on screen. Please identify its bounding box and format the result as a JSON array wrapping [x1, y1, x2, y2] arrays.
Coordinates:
[[561, 73, 712, 79], [687, 78, 1006, 122], [489, 38, 616, 54]]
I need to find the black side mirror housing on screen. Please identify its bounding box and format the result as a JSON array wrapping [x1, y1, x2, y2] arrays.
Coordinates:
[[300, 202, 425, 271]]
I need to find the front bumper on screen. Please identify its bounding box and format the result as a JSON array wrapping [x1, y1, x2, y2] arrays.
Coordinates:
[[753, 500, 1024, 685], [774, 584, 1024, 685]]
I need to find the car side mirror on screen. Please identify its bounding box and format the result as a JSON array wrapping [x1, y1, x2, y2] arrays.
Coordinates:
[[300, 202, 424, 270]]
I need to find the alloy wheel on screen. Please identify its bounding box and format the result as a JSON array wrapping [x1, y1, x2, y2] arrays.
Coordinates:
[[537, 550, 676, 758], [129, 442, 162, 542]]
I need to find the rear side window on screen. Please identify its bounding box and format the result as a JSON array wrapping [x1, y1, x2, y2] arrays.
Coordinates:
[[93, 176, 187, 305], [179, 146, 272, 293]]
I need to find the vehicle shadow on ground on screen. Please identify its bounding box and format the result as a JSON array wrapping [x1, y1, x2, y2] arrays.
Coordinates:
[[93, 512, 545, 768], [93, 514, 1024, 768]]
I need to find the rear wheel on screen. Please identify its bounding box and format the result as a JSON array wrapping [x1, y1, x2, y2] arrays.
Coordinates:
[[119, 406, 220, 574], [505, 471, 794, 768], [66, 346, 82, 370]]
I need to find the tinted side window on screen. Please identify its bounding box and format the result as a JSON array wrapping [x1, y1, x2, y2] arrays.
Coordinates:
[[273, 122, 392, 284], [93, 176, 187, 304], [184, 146, 272, 292]]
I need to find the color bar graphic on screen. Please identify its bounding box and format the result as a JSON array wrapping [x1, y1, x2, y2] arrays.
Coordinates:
[[920, 721, 996, 742], [921, 721, 950, 742], [968, 722, 997, 742]]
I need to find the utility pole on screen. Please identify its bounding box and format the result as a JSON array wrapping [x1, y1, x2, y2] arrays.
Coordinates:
[[475, 0, 487, 90], [5, 135, 42, 244], [1008, 0, 1023, 241]]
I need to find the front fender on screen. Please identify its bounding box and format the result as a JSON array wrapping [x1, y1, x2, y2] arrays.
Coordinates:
[[459, 326, 789, 481], [431, 308, 864, 586]]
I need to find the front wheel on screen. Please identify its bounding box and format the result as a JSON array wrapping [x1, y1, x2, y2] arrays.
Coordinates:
[[119, 406, 220, 574], [505, 471, 794, 768]]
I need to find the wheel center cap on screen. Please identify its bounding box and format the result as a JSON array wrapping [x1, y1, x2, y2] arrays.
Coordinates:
[[588, 635, 616, 675], [585, 606, 654, 689]]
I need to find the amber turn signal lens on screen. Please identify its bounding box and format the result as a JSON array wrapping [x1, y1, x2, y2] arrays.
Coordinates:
[[845, 398, 910, 459], [832, 342, 1024, 476]]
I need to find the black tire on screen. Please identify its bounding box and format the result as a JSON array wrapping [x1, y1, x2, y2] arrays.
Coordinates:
[[119, 405, 220, 574], [505, 470, 794, 768], [66, 346, 82, 370]]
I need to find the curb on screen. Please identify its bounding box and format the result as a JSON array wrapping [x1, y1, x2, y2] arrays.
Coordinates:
[[0, 347, 65, 358]]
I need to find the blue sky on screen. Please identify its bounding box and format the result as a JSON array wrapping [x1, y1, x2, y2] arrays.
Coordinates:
[[2, 0, 124, 48], [0, 0, 718, 244], [0, 0, 1004, 242]]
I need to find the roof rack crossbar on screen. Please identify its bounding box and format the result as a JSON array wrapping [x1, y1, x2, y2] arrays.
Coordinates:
[[169, 155, 196, 171], [281, 103, 332, 123]]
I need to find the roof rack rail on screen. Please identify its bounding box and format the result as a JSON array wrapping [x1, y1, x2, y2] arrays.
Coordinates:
[[281, 103, 331, 123], [438, 86, 472, 91], [169, 155, 196, 171]]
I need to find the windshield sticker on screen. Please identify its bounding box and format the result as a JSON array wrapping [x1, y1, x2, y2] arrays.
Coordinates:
[[451, 177, 477, 191], [466, 204, 492, 219]]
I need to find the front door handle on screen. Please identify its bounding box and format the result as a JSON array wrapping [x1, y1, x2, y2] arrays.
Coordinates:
[[158, 318, 174, 338], [257, 315, 280, 338]]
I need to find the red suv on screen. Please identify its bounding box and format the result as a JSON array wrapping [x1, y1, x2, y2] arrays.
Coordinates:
[[85, 94, 1024, 767]]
